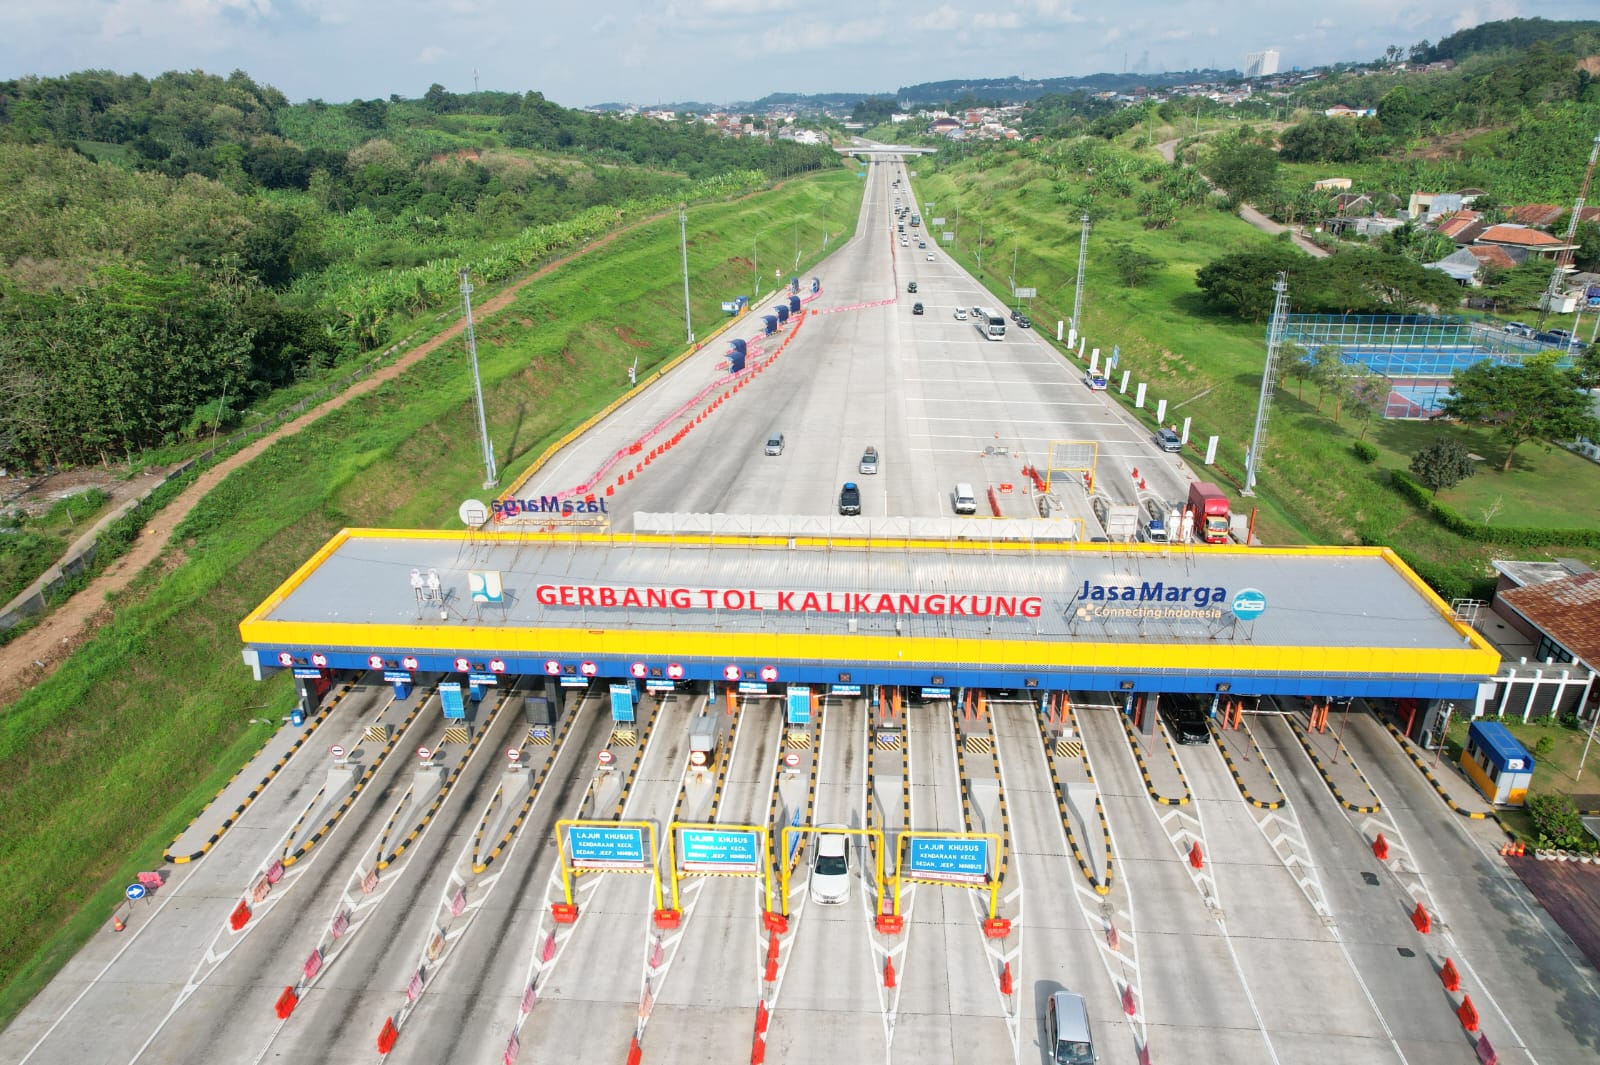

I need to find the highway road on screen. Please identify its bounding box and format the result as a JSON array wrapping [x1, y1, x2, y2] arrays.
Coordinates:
[[3, 157, 1597, 1065], [514, 155, 1192, 538]]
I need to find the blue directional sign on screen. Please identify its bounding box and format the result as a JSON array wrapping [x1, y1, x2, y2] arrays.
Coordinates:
[[440, 682, 466, 719], [920, 686, 952, 700], [829, 684, 862, 697], [680, 829, 762, 872], [906, 836, 990, 885], [124, 883, 146, 902], [738, 681, 768, 695], [567, 825, 647, 869], [609, 682, 635, 723], [382, 670, 412, 683], [292, 667, 324, 679], [786, 686, 811, 726], [559, 675, 589, 688]]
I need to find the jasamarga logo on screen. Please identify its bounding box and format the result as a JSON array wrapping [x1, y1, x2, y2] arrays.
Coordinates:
[[1075, 580, 1226, 608], [492, 495, 608, 519]]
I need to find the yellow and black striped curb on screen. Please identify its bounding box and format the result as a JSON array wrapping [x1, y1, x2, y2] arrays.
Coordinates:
[[443, 725, 470, 745], [282, 690, 432, 865], [952, 704, 1012, 884], [1119, 714, 1191, 807], [1056, 739, 1084, 758], [527, 724, 552, 745], [366, 724, 391, 745], [1380, 720, 1518, 838], [165, 684, 353, 864], [610, 701, 662, 821], [378, 694, 506, 868], [610, 728, 638, 747], [876, 731, 901, 750], [1035, 711, 1111, 895], [963, 734, 994, 754], [473, 701, 581, 873], [1208, 721, 1285, 810], [785, 730, 812, 749], [1292, 725, 1381, 814], [899, 723, 912, 834], [702, 702, 743, 824]]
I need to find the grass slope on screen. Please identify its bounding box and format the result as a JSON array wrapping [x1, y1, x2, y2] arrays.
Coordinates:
[[0, 168, 861, 1026], [910, 145, 1598, 591]]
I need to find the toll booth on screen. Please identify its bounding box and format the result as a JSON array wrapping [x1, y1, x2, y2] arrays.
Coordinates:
[[609, 681, 639, 723], [774, 304, 789, 325], [440, 680, 467, 719], [789, 277, 799, 294], [788, 294, 801, 314], [688, 711, 721, 769], [1460, 721, 1535, 806], [525, 695, 555, 742], [721, 295, 748, 316], [810, 277, 820, 293], [762, 315, 778, 336]]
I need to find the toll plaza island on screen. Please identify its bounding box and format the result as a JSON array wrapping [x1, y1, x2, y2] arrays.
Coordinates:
[[241, 528, 1497, 716], [229, 530, 1534, 1065]]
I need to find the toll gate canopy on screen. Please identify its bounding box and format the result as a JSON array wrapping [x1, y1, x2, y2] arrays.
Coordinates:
[[240, 530, 1498, 699]]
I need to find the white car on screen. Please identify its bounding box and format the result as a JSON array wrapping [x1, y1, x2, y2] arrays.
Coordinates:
[[810, 826, 850, 905], [1084, 371, 1108, 391], [900, 239, 909, 247], [926, 253, 934, 261], [953, 308, 969, 320]]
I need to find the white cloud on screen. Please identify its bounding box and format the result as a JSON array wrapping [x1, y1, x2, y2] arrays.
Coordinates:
[[419, 45, 447, 64]]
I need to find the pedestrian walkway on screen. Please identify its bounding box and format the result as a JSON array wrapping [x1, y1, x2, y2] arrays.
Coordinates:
[[1376, 714, 1500, 820], [1117, 710, 1191, 805], [1285, 700, 1382, 813], [1210, 717, 1285, 809]]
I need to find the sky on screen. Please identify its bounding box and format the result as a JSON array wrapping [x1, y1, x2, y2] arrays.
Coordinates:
[[1, 0, 1596, 108]]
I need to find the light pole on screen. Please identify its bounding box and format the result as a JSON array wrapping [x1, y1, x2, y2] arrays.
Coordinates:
[[458, 268, 498, 488], [1071, 213, 1089, 340], [752, 233, 760, 301], [679, 204, 693, 344]]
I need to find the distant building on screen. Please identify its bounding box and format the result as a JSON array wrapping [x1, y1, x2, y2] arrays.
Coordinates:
[[1245, 49, 1280, 78], [1313, 177, 1353, 191], [1475, 223, 1578, 264]]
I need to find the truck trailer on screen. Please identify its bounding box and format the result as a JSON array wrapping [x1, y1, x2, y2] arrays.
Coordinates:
[[1186, 481, 1230, 544]]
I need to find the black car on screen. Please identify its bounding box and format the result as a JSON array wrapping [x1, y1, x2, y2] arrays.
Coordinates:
[[1017, 316, 1032, 329], [907, 281, 917, 293], [1010, 310, 1021, 322], [1160, 694, 1211, 744], [912, 302, 924, 315], [838, 482, 861, 516]]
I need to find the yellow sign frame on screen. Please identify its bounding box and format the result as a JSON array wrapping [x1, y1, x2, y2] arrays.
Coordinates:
[[777, 825, 887, 918], [665, 821, 774, 913], [555, 818, 662, 911], [893, 829, 1003, 920]]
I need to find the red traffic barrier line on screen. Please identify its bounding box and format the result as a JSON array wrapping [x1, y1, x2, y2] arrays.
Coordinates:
[[273, 986, 298, 1019], [1122, 985, 1137, 1016], [754, 1000, 770, 1035], [1189, 841, 1205, 869], [627, 1036, 642, 1065], [883, 957, 896, 988], [999, 962, 1014, 996], [1439, 958, 1461, 992], [1457, 994, 1480, 1032], [1373, 832, 1390, 860], [228, 901, 251, 931], [1411, 902, 1432, 934], [377, 1016, 399, 1054]]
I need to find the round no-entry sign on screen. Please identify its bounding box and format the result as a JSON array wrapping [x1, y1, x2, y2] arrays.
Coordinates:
[[784, 752, 802, 768], [417, 746, 433, 761], [506, 747, 522, 763], [330, 744, 345, 760], [597, 750, 615, 766]]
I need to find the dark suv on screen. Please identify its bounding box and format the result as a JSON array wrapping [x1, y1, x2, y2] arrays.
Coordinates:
[[1160, 693, 1211, 744], [838, 482, 861, 516]]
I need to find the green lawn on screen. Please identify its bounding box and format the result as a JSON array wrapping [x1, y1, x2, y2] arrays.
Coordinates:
[[908, 146, 1600, 590], [0, 167, 864, 1027], [0, 489, 113, 604]]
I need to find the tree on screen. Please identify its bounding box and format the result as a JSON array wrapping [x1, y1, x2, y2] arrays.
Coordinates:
[[1439, 361, 1600, 471], [1310, 345, 1345, 412], [1201, 130, 1279, 204], [1409, 437, 1477, 492], [1282, 341, 1314, 400], [1194, 244, 1305, 321], [1479, 261, 1556, 313], [1346, 370, 1389, 438], [1109, 242, 1160, 287]]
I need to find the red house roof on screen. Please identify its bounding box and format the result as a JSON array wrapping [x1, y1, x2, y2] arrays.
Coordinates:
[[1477, 224, 1567, 247]]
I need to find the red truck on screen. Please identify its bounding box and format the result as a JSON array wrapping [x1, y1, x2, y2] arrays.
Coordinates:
[[1186, 481, 1230, 544]]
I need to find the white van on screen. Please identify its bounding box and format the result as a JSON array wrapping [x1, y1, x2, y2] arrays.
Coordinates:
[[952, 483, 977, 515], [1045, 990, 1096, 1064], [765, 431, 785, 456]]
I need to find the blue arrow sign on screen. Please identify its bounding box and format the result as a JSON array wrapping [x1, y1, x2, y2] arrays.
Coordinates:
[[680, 829, 761, 872], [567, 825, 646, 868], [906, 836, 990, 884], [125, 883, 147, 901]]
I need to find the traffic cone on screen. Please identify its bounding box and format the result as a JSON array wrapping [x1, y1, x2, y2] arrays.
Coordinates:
[[999, 962, 1013, 996], [113, 912, 126, 932], [883, 957, 896, 987]]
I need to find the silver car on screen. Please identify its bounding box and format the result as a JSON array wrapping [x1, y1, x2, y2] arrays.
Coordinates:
[[953, 308, 969, 320]]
